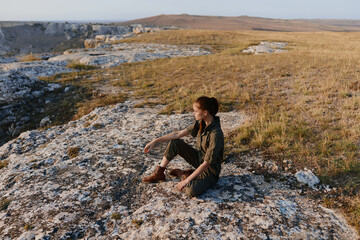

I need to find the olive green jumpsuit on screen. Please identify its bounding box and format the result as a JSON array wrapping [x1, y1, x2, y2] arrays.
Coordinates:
[[163, 116, 224, 197]]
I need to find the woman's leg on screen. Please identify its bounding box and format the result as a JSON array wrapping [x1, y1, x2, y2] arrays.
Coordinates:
[[159, 156, 170, 168], [163, 139, 201, 168], [165, 139, 218, 197], [142, 139, 199, 183]]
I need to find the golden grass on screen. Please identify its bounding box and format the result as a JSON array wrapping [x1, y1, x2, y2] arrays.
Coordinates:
[[0, 160, 8, 169], [67, 60, 98, 71], [68, 147, 81, 159], [44, 29, 360, 231], [19, 53, 42, 62]]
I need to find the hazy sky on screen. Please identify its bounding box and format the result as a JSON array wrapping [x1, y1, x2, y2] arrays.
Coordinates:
[[1, 0, 359, 21]]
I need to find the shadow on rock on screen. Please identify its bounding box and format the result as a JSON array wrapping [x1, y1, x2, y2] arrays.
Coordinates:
[[200, 174, 264, 203]]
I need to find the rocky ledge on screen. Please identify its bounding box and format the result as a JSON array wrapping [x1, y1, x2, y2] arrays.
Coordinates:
[[0, 102, 358, 239]]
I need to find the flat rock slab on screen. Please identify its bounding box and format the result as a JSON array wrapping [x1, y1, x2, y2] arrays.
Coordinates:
[[0, 43, 211, 79], [1, 61, 72, 78], [48, 43, 211, 68], [0, 102, 358, 239]]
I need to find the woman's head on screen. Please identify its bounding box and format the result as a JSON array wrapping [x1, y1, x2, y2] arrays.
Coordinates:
[[193, 96, 219, 120]]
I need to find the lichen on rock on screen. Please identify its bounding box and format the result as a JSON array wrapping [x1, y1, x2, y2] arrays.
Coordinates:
[[0, 101, 358, 239]]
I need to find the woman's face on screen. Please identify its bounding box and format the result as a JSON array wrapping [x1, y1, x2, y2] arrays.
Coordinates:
[[193, 103, 207, 121]]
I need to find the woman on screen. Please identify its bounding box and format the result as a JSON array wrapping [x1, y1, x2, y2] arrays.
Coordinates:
[[142, 96, 224, 197]]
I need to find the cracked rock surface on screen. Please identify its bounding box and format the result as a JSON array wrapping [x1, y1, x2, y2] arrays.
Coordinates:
[[0, 101, 358, 239], [48, 42, 211, 68]]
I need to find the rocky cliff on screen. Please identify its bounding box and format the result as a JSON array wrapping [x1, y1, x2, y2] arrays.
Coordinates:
[[0, 22, 132, 56], [0, 101, 358, 239]]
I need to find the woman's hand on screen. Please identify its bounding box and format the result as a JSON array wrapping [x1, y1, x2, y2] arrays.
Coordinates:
[[144, 140, 156, 154], [176, 180, 188, 192]]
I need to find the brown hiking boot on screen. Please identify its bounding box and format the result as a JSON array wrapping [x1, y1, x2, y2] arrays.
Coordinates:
[[142, 166, 166, 183], [169, 168, 194, 181]]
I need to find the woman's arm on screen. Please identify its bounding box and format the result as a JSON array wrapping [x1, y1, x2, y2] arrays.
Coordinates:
[[176, 161, 209, 191], [144, 128, 190, 153]]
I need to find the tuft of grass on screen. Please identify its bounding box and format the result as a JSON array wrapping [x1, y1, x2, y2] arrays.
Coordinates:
[[84, 122, 91, 128], [0, 160, 9, 170], [92, 123, 104, 129], [19, 53, 42, 62], [68, 147, 81, 159], [67, 60, 98, 71], [131, 219, 144, 228], [111, 212, 122, 220], [0, 198, 11, 211], [24, 224, 34, 231]]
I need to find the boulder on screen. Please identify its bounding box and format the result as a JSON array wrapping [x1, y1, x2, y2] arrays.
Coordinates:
[[295, 169, 320, 189]]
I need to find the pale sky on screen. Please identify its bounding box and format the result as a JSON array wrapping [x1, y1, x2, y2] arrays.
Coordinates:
[[1, 0, 359, 21]]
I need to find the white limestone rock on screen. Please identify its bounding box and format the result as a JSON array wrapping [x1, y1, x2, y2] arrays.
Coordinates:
[[0, 60, 72, 78], [295, 169, 320, 189], [242, 41, 288, 55], [0, 101, 358, 239], [49, 43, 211, 68]]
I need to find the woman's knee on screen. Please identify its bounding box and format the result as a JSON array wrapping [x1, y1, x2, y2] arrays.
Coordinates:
[[164, 139, 182, 160]]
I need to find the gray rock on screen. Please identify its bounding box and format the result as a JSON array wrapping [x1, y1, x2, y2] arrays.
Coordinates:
[[295, 169, 320, 189], [242, 41, 289, 55], [1, 60, 71, 78], [0, 102, 357, 239], [40, 116, 51, 127]]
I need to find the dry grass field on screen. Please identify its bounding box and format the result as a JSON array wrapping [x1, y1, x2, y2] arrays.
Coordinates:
[[42, 29, 360, 231]]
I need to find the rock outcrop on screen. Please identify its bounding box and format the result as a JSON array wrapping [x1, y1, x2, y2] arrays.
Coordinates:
[[0, 22, 166, 56], [0, 22, 132, 56], [242, 42, 288, 55], [84, 34, 133, 48], [0, 101, 358, 239]]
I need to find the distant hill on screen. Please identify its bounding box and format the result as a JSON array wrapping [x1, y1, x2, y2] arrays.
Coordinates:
[[116, 14, 360, 32]]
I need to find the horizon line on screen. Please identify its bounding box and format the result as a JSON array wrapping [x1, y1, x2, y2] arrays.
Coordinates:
[[1, 13, 360, 23]]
